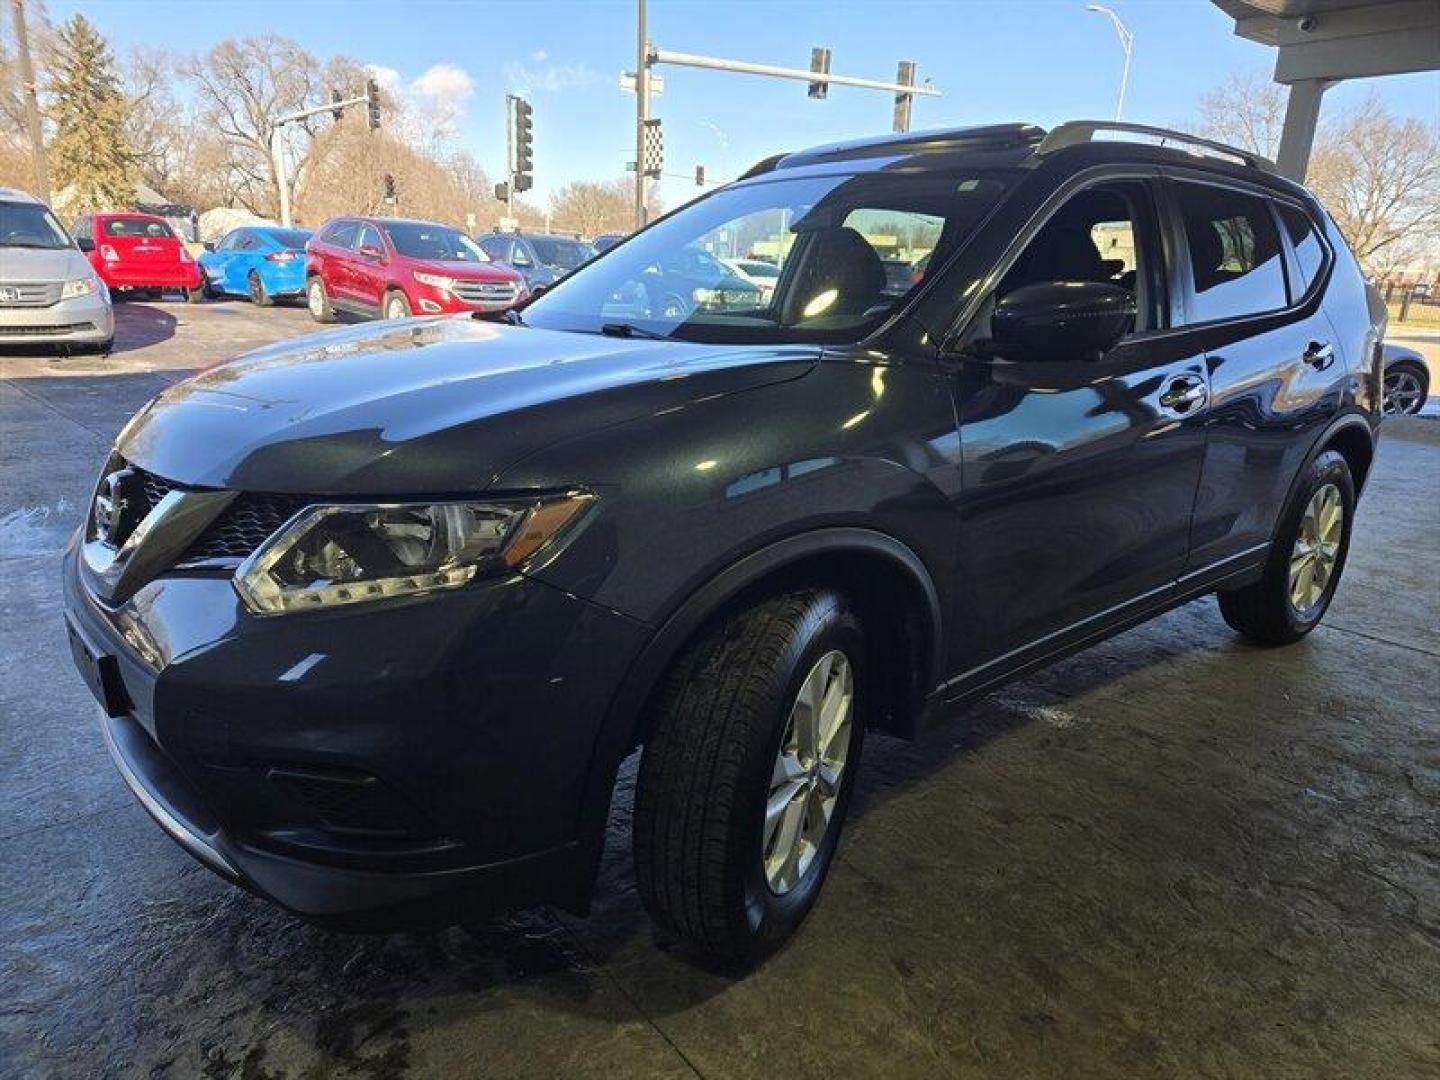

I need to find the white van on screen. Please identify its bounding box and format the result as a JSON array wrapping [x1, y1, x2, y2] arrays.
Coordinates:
[[1, 187, 115, 352]]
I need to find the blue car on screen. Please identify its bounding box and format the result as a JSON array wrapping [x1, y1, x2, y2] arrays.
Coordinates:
[[198, 226, 312, 306]]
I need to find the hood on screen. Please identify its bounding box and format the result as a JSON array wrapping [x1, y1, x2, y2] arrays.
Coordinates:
[[0, 246, 91, 283], [118, 316, 817, 494], [416, 258, 520, 282]]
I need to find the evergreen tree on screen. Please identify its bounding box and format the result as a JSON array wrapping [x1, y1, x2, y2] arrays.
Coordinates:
[[46, 15, 133, 211]]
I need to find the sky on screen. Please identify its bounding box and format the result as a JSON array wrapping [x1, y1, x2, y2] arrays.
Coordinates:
[[46, 0, 1440, 208]]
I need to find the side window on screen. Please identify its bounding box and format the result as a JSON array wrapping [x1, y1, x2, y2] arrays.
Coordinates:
[[216, 231, 240, 251], [840, 208, 944, 297], [322, 221, 360, 249], [994, 180, 1162, 333], [356, 225, 384, 254], [1174, 182, 1288, 323], [1276, 202, 1328, 299], [478, 237, 510, 261]]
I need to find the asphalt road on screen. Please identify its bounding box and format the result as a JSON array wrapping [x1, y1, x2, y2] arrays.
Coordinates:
[[2, 299, 1438, 1079]]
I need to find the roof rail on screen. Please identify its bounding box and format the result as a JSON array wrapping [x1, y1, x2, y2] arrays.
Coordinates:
[[1037, 121, 1277, 175]]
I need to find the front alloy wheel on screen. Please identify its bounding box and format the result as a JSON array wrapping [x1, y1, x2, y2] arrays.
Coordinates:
[[764, 650, 852, 895], [1383, 366, 1426, 415]]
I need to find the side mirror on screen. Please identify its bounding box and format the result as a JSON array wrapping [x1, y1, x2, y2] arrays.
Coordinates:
[[359, 243, 385, 260], [990, 281, 1136, 362], [202, 241, 215, 252], [74, 236, 95, 253]]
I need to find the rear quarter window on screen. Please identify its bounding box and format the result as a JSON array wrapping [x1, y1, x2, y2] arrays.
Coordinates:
[[1276, 202, 1329, 299]]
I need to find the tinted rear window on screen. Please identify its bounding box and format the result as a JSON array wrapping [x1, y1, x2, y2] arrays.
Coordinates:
[[530, 237, 594, 270], [268, 229, 312, 250], [103, 218, 176, 239], [1174, 182, 1288, 323]]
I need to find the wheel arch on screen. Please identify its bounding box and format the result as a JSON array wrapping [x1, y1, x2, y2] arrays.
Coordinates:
[[572, 527, 943, 845], [1272, 412, 1376, 547]]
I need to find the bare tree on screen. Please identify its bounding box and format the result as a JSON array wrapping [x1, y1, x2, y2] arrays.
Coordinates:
[[181, 35, 356, 217], [548, 178, 646, 237], [1198, 69, 1440, 274]]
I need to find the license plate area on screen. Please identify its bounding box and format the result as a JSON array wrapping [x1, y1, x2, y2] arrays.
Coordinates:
[[66, 617, 130, 718]]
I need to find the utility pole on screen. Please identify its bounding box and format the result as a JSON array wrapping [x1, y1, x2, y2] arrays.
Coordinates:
[[634, 0, 650, 231], [268, 85, 378, 227], [10, 0, 49, 201]]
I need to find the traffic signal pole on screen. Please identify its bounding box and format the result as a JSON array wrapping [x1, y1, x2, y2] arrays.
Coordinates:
[[630, 0, 940, 229], [268, 82, 378, 228]]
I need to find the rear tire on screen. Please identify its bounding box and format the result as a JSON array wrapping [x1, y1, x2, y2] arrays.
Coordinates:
[[307, 277, 335, 323], [1218, 449, 1355, 645], [633, 589, 864, 964], [248, 271, 273, 307], [184, 286, 206, 304]]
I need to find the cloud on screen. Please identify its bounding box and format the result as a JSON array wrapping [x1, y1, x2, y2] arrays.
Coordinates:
[[503, 56, 598, 96], [365, 62, 475, 146]]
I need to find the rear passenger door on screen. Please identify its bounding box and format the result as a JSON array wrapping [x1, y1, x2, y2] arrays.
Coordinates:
[[951, 175, 1212, 670], [1164, 174, 1342, 574]]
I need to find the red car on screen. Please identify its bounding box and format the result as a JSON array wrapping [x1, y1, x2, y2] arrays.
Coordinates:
[[305, 216, 525, 323], [72, 212, 204, 301]]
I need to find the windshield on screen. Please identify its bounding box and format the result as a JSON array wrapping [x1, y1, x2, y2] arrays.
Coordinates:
[[530, 237, 594, 270], [1, 200, 75, 250], [384, 222, 488, 263], [521, 167, 1017, 343]]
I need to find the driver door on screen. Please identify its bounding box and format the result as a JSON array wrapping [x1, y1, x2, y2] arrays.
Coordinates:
[[950, 176, 1211, 675]]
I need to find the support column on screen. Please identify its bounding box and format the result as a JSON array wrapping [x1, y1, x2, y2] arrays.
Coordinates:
[[1275, 78, 1334, 182]]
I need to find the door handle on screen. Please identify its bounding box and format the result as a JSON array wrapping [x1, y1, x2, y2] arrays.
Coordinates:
[[1159, 375, 1208, 416], [1304, 341, 1335, 370]]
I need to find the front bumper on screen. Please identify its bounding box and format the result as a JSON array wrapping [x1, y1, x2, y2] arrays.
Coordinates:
[[0, 292, 114, 344], [62, 537, 650, 926]]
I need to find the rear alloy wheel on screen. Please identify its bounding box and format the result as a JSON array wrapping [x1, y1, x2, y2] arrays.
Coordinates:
[[1383, 362, 1428, 416], [1218, 449, 1355, 644], [634, 589, 864, 964], [248, 271, 273, 308], [384, 290, 413, 320], [307, 277, 335, 323], [185, 286, 206, 304]]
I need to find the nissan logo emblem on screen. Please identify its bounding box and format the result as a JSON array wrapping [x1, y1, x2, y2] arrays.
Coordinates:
[[93, 468, 139, 546]]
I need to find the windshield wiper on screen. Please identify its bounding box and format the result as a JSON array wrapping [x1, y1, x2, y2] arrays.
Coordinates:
[[600, 322, 671, 340]]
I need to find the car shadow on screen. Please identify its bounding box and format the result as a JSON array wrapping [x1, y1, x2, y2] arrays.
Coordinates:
[[0, 303, 180, 360]]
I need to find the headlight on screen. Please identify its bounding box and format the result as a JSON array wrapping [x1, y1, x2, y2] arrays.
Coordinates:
[[234, 493, 592, 615], [61, 277, 99, 299], [413, 271, 455, 291]]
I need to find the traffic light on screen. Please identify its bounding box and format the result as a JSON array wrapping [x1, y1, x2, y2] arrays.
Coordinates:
[[494, 181, 509, 203], [331, 88, 344, 122], [695, 164, 705, 187], [808, 47, 832, 99], [366, 78, 381, 131], [383, 173, 396, 203], [512, 96, 534, 192]]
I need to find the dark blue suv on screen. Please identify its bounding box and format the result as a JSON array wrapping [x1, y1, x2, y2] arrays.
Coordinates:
[[63, 122, 1383, 963]]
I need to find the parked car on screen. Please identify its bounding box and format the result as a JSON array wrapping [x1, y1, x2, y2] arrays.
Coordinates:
[[64, 121, 1383, 964], [1381, 342, 1430, 415], [0, 187, 113, 352], [198, 226, 312, 307], [305, 216, 525, 323], [72, 212, 204, 303], [723, 256, 781, 300], [601, 244, 762, 320], [474, 232, 596, 290], [591, 232, 627, 253]]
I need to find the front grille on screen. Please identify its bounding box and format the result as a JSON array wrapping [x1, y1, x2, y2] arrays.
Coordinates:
[[127, 464, 309, 564], [452, 279, 520, 306], [0, 321, 95, 335], [184, 493, 310, 561], [0, 282, 63, 307]]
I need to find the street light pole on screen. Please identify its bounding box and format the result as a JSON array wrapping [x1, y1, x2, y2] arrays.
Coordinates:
[[10, 0, 50, 201], [1086, 4, 1134, 121], [699, 120, 728, 182]]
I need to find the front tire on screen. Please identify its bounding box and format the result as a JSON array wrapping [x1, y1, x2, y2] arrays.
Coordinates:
[[1218, 449, 1355, 644], [306, 277, 335, 323], [634, 589, 864, 964], [383, 289, 412, 320], [1383, 360, 1428, 416]]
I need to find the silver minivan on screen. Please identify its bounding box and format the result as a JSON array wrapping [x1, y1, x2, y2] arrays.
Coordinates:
[[1, 187, 115, 352]]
